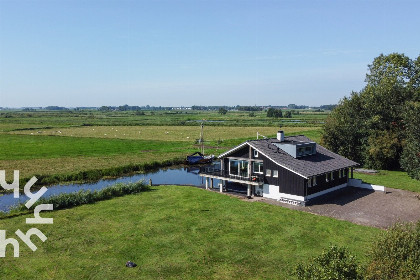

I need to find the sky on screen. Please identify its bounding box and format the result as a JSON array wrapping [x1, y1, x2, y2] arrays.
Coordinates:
[[0, 0, 419, 108]]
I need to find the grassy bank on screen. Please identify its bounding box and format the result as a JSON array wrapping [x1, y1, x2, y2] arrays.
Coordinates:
[[0, 185, 379, 279], [354, 170, 420, 193], [8, 181, 148, 216]]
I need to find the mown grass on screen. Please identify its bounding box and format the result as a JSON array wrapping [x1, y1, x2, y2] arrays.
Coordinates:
[[0, 185, 379, 279], [354, 170, 420, 193]]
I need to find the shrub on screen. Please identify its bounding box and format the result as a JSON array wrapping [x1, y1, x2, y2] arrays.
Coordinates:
[[11, 181, 148, 212], [365, 221, 420, 280], [294, 245, 362, 280]]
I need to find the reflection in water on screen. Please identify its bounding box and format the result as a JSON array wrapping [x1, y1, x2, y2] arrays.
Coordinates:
[[0, 167, 220, 212]]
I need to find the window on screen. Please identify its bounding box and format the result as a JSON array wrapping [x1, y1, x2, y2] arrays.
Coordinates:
[[254, 150, 258, 157], [330, 172, 334, 180], [298, 147, 305, 156], [229, 160, 239, 176], [229, 159, 249, 177], [312, 176, 317, 186], [239, 161, 249, 177], [266, 169, 271, 176], [326, 173, 329, 182], [273, 170, 278, 178], [253, 161, 263, 174], [339, 169, 343, 178]]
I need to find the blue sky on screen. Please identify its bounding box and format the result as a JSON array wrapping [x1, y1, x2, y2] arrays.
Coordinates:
[[0, 0, 419, 107]]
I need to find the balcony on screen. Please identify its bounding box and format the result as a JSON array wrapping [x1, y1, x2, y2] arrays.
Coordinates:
[[199, 166, 264, 185]]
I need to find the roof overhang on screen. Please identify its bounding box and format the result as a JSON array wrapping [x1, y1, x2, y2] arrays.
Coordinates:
[[218, 142, 250, 158]]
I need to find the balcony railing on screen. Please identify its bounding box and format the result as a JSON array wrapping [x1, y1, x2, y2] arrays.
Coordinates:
[[199, 166, 264, 184]]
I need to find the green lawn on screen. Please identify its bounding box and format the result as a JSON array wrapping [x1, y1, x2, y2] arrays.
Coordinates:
[[354, 170, 420, 193], [0, 185, 379, 279]]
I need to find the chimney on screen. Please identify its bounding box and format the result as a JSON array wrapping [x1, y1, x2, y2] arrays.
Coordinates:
[[277, 130, 284, 142]]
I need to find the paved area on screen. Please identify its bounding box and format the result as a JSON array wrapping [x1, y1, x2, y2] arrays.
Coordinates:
[[204, 186, 420, 229]]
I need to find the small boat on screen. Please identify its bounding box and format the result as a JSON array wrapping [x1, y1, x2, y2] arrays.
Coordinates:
[[186, 122, 215, 164], [186, 152, 215, 164]]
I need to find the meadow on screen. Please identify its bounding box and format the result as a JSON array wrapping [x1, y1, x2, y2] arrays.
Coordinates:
[[0, 185, 379, 279], [1, 109, 419, 193], [0, 109, 328, 129], [0, 110, 323, 183]]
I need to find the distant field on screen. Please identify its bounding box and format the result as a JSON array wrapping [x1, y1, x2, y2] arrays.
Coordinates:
[[0, 109, 328, 128], [11, 125, 320, 142], [3, 109, 418, 194], [1, 126, 322, 181], [0, 185, 379, 279]]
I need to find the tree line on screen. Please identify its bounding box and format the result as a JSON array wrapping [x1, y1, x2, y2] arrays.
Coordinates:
[[322, 53, 420, 179]]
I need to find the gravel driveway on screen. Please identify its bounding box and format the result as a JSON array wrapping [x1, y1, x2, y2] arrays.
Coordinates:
[[260, 187, 420, 228]]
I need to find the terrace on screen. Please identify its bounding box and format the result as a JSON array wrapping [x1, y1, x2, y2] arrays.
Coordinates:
[[199, 165, 264, 186]]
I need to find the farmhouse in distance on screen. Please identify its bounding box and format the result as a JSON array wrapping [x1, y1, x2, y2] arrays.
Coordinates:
[[200, 130, 359, 205]]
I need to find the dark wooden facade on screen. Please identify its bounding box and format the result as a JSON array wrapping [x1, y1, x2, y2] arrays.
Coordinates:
[[223, 145, 349, 198]]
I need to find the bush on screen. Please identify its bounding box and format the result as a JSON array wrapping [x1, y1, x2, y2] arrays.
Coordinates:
[[294, 245, 362, 280], [365, 222, 420, 280]]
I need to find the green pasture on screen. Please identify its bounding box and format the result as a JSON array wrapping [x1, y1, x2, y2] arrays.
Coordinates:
[[0, 109, 327, 129], [1, 109, 418, 193], [0, 185, 379, 279]]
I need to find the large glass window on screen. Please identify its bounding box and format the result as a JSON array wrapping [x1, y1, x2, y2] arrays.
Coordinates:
[[239, 161, 249, 177], [229, 160, 239, 175], [229, 159, 249, 177]]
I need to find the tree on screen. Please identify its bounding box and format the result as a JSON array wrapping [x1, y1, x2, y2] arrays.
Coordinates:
[[400, 102, 420, 179], [322, 92, 368, 162], [365, 222, 420, 280], [98, 106, 111, 112], [284, 111, 292, 118], [218, 107, 227, 115], [322, 53, 420, 174], [294, 245, 362, 280], [267, 108, 282, 118]]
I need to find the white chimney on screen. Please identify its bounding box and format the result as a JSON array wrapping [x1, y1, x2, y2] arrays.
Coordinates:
[[277, 130, 284, 142]]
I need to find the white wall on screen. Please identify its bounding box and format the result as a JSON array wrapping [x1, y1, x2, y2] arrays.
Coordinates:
[[348, 179, 385, 192], [262, 184, 305, 201]]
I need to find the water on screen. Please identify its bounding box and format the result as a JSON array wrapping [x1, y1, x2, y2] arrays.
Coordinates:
[[0, 166, 220, 213]]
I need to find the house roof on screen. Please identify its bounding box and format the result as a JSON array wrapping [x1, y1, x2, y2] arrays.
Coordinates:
[[220, 135, 358, 179]]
